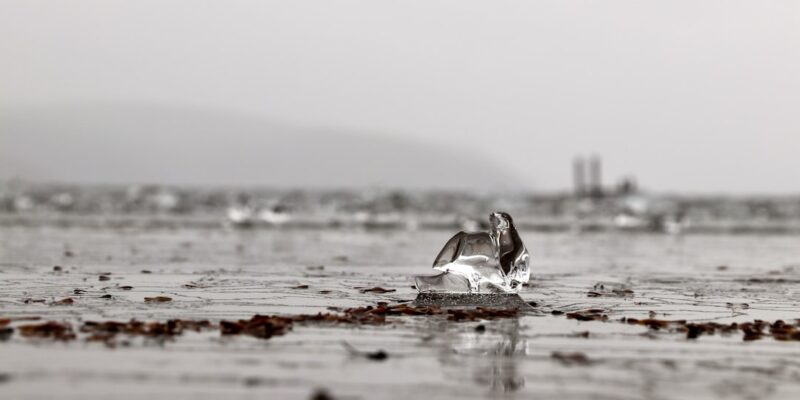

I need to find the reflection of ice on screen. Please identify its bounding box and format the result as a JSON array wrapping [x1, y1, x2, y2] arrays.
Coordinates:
[[415, 212, 530, 294], [423, 318, 526, 393]]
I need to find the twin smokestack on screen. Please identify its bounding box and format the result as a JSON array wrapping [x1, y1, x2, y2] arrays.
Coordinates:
[[573, 155, 603, 197]]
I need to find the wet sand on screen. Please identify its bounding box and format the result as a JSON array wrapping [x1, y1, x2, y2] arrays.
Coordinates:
[[2, 225, 800, 399]]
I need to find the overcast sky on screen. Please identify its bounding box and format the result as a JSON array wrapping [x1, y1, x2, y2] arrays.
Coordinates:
[[1, 1, 799, 193]]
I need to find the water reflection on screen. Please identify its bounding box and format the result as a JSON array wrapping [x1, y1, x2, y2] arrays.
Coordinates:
[[419, 318, 526, 393]]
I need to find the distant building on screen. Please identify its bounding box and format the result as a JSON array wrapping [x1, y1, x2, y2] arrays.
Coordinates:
[[572, 155, 638, 199]]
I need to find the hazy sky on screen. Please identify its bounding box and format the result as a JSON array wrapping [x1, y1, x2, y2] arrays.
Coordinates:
[[1, 1, 799, 193]]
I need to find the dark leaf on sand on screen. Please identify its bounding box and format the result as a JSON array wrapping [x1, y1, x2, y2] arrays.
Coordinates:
[[144, 296, 172, 303], [98, 275, 110, 281], [0, 327, 13, 341], [292, 285, 310, 289], [119, 286, 133, 290]]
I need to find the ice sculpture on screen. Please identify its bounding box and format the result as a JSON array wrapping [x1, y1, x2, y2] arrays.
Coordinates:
[[415, 212, 530, 294]]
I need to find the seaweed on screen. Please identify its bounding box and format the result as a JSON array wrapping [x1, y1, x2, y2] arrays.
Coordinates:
[[144, 296, 172, 303], [17, 321, 76, 341], [561, 311, 798, 342]]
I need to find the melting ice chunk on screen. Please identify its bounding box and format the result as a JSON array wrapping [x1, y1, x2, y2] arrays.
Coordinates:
[[415, 212, 530, 294]]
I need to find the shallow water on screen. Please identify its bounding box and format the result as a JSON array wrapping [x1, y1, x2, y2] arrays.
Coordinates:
[[2, 224, 800, 399]]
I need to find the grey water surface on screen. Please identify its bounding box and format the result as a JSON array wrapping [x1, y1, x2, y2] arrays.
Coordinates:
[[2, 219, 800, 399]]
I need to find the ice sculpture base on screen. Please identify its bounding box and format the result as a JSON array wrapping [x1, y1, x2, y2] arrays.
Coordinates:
[[413, 292, 532, 309]]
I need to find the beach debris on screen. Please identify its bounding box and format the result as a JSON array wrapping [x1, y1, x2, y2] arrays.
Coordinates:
[[366, 350, 389, 361], [98, 275, 110, 281], [53, 266, 63, 272], [0, 327, 13, 341], [119, 286, 133, 290], [342, 341, 389, 361], [100, 294, 112, 299], [447, 307, 519, 321], [769, 320, 800, 341], [52, 298, 74, 306], [216, 302, 520, 340], [726, 302, 750, 310], [415, 212, 530, 294], [562, 311, 799, 342], [551, 351, 592, 366], [73, 289, 87, 295], [82, 319, 213, 344], [358, 287, 395, 294], [623, 317, 670, 330], [144, 296, 172, 303], [141, 270, 152, 274], [291, 285, 310, 289], [17, 321, 75, 341], [309, 388, 335, 400], [220, 315, 294, 339], [566, 309, 608, 321], [22, 298, 46, 304], [587, 282, 634, 298]]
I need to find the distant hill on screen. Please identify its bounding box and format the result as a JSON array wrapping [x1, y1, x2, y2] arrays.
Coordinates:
[[0, 104, 523, 190]]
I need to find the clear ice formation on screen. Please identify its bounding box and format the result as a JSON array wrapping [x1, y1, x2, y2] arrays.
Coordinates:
[[415, 212, 530, 294]]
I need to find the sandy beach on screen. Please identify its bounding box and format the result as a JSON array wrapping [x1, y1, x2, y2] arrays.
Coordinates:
[[3, 221, 800, 400]]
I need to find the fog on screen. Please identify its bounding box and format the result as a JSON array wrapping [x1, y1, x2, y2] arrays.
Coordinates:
[[2, 1, 799, 193]]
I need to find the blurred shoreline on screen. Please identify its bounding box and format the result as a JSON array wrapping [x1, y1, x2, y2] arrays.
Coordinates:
[[3, 181, 800, 235]]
